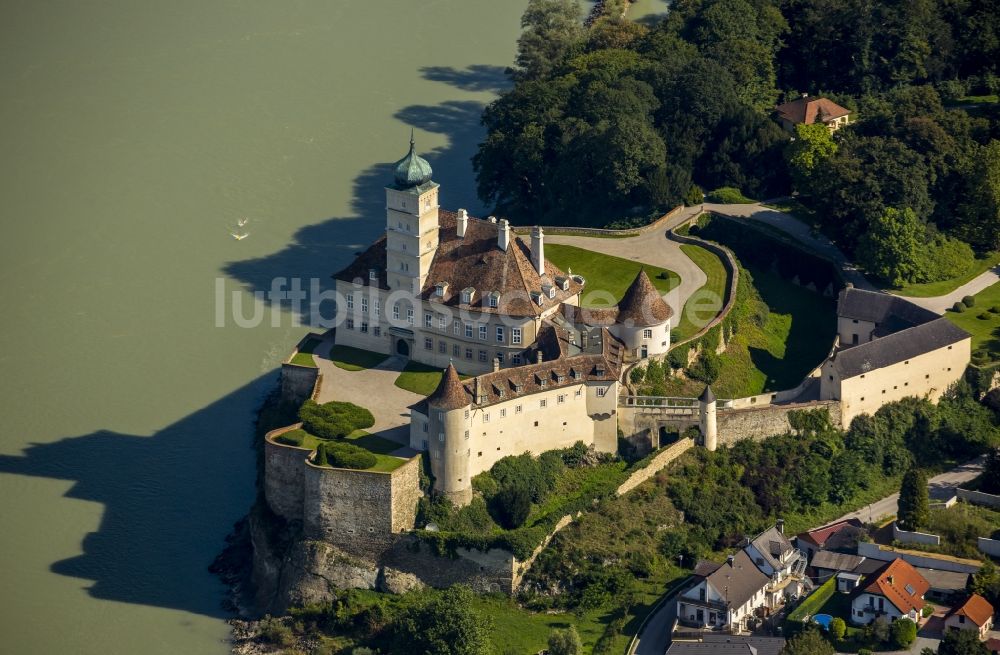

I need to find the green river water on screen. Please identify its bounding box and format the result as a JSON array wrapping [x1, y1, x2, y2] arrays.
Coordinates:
[[0, 1, 667, 653]]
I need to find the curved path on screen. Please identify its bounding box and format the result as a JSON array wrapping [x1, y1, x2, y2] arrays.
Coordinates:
[[901, 266, 1000, 314], [546, 206, 706, 316]]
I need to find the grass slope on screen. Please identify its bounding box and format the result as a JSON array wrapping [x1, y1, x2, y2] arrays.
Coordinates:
[[893, 252, 1000, 298], [674, 243, 728, 342], [945, 281, 1000, 355], [544, 244, 679, 307], [328, 345, 389, 371]]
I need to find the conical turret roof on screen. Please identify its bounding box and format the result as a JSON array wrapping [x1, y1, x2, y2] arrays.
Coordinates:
[[699, 385, 716, 403], [427, 364, 469, 410], [392, 130, 433, 188], [616, 269, 673, 327]]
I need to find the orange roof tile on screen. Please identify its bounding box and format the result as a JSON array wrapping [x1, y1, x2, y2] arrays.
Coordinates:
[[774, 96, 850, 125], [949, 594, 994, 627], [859, 558, 930, 615]]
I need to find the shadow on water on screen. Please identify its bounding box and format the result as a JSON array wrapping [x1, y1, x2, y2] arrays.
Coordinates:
[[0, 374, 273, 617], [419, 64, 509, 93]]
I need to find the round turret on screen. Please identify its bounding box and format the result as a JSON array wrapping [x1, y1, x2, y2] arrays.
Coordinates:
[[392, 131, 433, 188], [699, 385, 718, 451]]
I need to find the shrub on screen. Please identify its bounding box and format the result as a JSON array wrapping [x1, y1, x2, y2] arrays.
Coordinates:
[[492, 483, 532, 529], [314, 441, 377, 470], [891, 618, 917, 648], [687, 350, 721, 384], [706, 186, 755, 204], [953, 302, 966, 313], [298, 400, 375, 440], [964, 295, 977, 307], [548, 625, 583, 655], [684, 185, 704, 206], [990, 306, 1000, 314], [630, 367, 646, 384], [980, 312, 991, 320], [667, 348, 688, 369], [257, 616, 295, 647], [829, 617, 846, 640]]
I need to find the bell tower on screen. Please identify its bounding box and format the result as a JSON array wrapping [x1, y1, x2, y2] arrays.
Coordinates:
[[385, 132, 440, 293]]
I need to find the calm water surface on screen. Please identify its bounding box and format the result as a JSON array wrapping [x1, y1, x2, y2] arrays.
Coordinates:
[[0, 2, 526, 653]]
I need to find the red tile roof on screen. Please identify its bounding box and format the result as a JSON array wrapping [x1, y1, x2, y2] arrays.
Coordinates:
[[948, 594, 994, 628], [427, 364, 468, 411], [859, 558, 930, 615], [774, 96, 850, 125], [796, 518, 864, 548]]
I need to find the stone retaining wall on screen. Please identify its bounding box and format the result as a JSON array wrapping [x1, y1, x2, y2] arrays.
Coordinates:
[[958, 488, 1000, 508], [979, 538, 1000, 558], [857, 542, 981, 574], [716, 400, 841, 445], [616, 438, 695, 495], [264, 425, 309, 522], [892, 521, 941, 547], [280, 363, 319, 407], [512, 205, 685, 238]]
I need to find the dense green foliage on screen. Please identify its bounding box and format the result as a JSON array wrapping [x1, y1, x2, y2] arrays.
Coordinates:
[[890, 618, 917, 649], [477, 0, 1000, 283], [938, 628, 991, 655], [781, 627, 833, 655], [298, 400, 375, 440], [384, 586, 493, 655], [898, 467, 930, 531], [547, 625, 583, 655], [313, 441, 378, 470]]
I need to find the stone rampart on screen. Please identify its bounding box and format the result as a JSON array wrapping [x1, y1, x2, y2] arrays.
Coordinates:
[[716, 400, 841, 445], [280, 363, 319, 407], [616, 438, 695, 495], [264, 425, 309, 522]]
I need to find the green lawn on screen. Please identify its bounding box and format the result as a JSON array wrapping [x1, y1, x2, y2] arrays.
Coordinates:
[[945, 281, 1000, 355], [673, 244, 729, 342], [544, 244, 680, 308], [395, 361, 448, 396], [328, 344, 389, 371], [289, 337, 320, 367], [274, 428, 406, 472], [893, 252, 1000, 298]]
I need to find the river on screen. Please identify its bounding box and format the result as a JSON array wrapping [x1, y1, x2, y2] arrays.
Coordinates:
[[0, 1, 666, 653]]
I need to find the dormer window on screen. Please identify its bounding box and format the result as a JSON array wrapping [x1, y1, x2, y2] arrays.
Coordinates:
[[571, 369, 581, 380], [369, 268, 378, 281], [462, 287, 476, 304], [596, 365, 606, 376], [531, 291, 544, 306], [512, 382, 523, 393], [435, 281, 449, 297], [477, 394, 487, 404], [555, 276, 569, 291], [556, 373, 566, 383], [488, 291, 500, 308], [543, 284, 555, 299]]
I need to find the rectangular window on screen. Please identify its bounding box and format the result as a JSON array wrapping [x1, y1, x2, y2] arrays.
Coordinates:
[[453, 344, 460, 356], [512, 328, 522, 345], [374, 299, 380, 317], [479, 325, 487, 340], [496, 326, 505, 343], [464, 409, 469, 418], [500, 408, 506, 418], [597, 387, 607, 397], [515, 404, 522, 414], [373, 326, 381, 337], [575, 389, 582, 397], [424, 313, 432, 328], [346, 318, 354, 329], [360, 321, 368, 333], [439, 315, 446, 329], [464, 430, 469, 440], [465, 348, 473, 360], [479, 350, 487, 362], [346, 293, 354, 310], [483, 413, 490, 423], [361, 297, 368, 313], [439, 340, 447, 353], [540, 399, 547, 408], [557, 394, 565, 404], [424, 338, 433, 350], [643, 328, 652, 339], [453, 322, 460, 335], [406, 308, 414, 325], [392, 303, 399, 320], [496, 352, 504, 364], [512, 354, 522, 365], [465, 322, 473, 338]]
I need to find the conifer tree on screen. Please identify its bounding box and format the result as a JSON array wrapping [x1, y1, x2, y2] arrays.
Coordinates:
[[897, 467, 929, 531]]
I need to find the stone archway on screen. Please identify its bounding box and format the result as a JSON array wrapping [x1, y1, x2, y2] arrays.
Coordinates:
[[396, 339, 410, 357]]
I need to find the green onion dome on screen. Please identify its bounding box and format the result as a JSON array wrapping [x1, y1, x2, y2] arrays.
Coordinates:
[[393, 132, 433, 188]]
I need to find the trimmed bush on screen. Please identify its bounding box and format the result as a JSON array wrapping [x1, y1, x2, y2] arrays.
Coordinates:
[[979, 312, 991, 320], [314, 441, 377, 470], [667, 348, 689, 370], [890, 618, 917, 648], [706, 186, 755, 204], [684, 185, 704, 206], [687, 350, 721, 384], [953, 302, 966, 313], [990, 306, 1000, 314], [963, 295, 976, 307], [829, 617, 846, 640], [298, 400, 375, 440]]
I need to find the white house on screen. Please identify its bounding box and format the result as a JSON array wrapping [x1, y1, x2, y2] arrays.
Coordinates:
[[850, 558, 929, 626]]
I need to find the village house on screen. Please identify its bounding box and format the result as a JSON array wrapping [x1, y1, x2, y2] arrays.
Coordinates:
[[850, 558, 930, 626], [677, 525, 806, 633], [774, 94, 852, 133], [795, 518, 865, 559], [945, 594, 995, 639]]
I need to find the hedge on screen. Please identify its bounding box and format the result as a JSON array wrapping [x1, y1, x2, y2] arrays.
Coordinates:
[[299, 400, 375, 440], [313, 441, 377, 470]]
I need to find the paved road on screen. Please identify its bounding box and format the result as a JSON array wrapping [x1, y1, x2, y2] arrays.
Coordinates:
[[903, 265, 1000, 314], [546, 206, 707, 323], [633, 589, 679, 655], [833, 456, 986, 525]]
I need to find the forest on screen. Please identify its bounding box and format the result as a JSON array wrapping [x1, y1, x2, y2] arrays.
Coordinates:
[[474, 0, 1000, 286]]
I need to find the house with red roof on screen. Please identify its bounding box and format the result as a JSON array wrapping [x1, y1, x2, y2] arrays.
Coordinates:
[[795, 518, 864, 558], [774, 94, 851, 133], [945, 594, 994, 640], [850, 558, 930, 625]]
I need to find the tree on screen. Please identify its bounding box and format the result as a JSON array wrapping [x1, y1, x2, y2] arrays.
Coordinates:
[[855, 207, 927, 286], [514, 0, 584, 81], [897, 466, 930, 531], [387, 586, 494, 655], [786, 123, 838, 193], [891, 618, 917, 648], [493, 482, 532, 529], [969, 559, 1000, 608], [938, 628, 990, 655], [955, 140, 1000, 252], [829, 617, 846, 641], [548, 625, 583, 655], [781, 626, 834, 655], [982, 449, 1000, 494]]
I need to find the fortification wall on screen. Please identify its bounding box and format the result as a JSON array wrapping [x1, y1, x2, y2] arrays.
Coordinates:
[[303, 456, 421, 557], [264, 426, 309, 522], [716, 400, 842, 445], [280, 362, 319, 407], [616, 438, 695, 495]]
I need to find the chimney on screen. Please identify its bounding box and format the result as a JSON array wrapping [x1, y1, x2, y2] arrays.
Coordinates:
[[493, 358, 500, 372], [536, 351, 543, 364], [488, 215, 497, 224], [498, 218, 510, 251], [457, 209, 468, 238], [727, 555, 735, 566], [776, 519, 785, 535], [531, 226, 545, 276]]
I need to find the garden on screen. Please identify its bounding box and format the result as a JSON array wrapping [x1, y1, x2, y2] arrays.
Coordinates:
[[289, 336, 321, 367], [274, 400, 406, 472], [946, 282, 1000, 366], [544, 244, 679, 308]]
